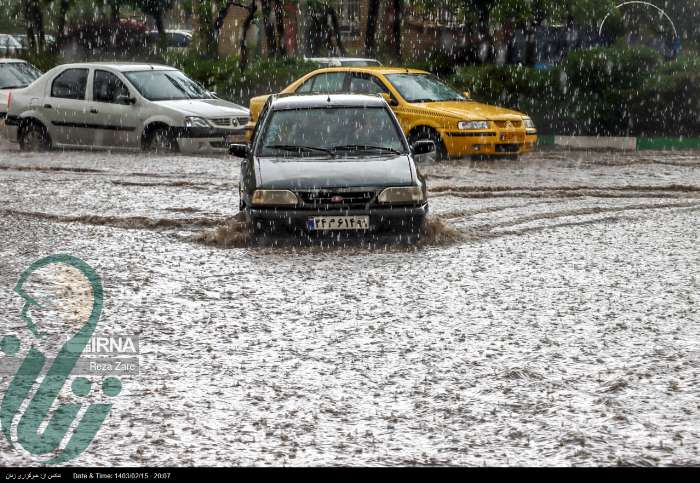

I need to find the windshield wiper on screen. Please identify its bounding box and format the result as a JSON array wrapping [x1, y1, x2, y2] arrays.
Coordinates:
[[165, 75, 194, 99], [264, 144, 334, 156], [331, 144, 402, 155], [410, 98, 438, 103], [0, 85, 26, 90]]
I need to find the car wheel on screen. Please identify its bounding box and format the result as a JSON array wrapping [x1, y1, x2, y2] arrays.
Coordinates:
[[145, 127, 178, 153], [409, 127, 447, 161], [18, 122, 51, 152]]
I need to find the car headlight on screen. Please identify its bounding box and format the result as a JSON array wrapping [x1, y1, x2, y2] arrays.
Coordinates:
[[251, 190, 299, 206], [523, 118, 536, 130], [377, 186, 425, 204], [184, 116, 210, 128], [458, 120, 489, 130]]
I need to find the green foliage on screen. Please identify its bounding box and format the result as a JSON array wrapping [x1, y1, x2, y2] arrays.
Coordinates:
[[18, 51, 62, 72], [450, 46, 700, 136], [165, 53, 317, 104]]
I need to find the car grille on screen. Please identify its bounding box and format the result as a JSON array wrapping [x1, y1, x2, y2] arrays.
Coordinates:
[[297, 191, 377, 209], [495, 144, 520, 153], [209, 117, 249, 127], [494, 120, 522, 129]]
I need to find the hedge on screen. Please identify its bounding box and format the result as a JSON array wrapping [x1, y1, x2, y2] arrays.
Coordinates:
[[450, 47, 700, 136], [165, 53, 316, 106]]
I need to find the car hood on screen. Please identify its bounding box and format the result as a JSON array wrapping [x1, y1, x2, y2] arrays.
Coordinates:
[[417, 100, 527, 121], [153, 98, 249, 117], [257, 155, 414, 190]]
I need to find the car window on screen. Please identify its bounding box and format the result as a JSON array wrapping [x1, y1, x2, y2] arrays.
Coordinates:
[[93, 70, 130, 104], [51, 68, 89, 100], [296, 73, 347, 94], [170, 33, 190, 48], [124, 70, 211, 101], [348, 73, 388, 95], [0, 62, 41, 89], [259, 106, 406, 157], [384, 73, 466, 103]]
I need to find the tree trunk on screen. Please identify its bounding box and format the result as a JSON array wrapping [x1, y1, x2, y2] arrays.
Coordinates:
[[392, 0, 402, 60], [273, 0, 286, 56], [239, 1, 258, 70], [328, 7, 346, 56], [23, 0, 44, 54], [194, 0, 217, 57], [154, 11, 166, 54], [476, 1, 491, 63], [261, 0, 277, 56], [365, 0, 380, 57], [56, 0, 71, 45]]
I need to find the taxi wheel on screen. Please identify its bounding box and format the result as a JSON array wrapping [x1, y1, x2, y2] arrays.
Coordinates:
[[18, 122, 51, 152], [409, 128, 447, 161]]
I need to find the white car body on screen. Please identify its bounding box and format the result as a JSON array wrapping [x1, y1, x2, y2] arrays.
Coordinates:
[[1, 59, 42, 116], [3, 62, 249, 153]]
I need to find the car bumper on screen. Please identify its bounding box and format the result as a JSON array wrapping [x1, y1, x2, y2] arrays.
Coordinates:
[[175, 126, 247, 154], [440, 129, 538, 157], [1, 114, 18, 142], [246, 204, 429, 234]]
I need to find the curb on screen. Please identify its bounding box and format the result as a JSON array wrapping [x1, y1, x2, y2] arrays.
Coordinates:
[[537, 135, 700, 151]]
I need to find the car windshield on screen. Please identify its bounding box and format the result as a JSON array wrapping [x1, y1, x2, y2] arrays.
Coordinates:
[[259, 106, 407, 158], [124, 70, 212, 101], [0, 62, 42, 89], [0, 35, 22, 48], [385, 73, 467, 103]]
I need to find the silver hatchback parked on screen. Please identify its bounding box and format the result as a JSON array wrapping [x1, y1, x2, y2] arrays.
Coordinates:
[[3, 62, 249, 153]]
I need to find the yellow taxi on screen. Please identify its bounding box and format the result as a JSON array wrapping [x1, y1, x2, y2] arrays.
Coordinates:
[[246, 67, 537, 159]]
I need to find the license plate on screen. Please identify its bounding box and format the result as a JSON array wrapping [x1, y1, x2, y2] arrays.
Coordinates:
[[306, 216, 370, 231], [500, 133, 523, 142]]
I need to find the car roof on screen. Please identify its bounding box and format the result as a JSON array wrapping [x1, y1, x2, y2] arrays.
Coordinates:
[[306, 57, 380, 62], [270, 94, 387, 110], [50, 62, 177, 72], [148, 29, 192, 35], [0, 58, 29, 64], [305, 66, 429, 75]]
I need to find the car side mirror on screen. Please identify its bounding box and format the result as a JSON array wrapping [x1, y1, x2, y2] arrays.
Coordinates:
[[116, 94, 136, 105], [229, 143, 249, 158], [411, 140, 435, 156], [380, 92, 399, 106]]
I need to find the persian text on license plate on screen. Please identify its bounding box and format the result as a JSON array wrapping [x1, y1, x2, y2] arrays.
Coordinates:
[[306, 216, 370, 231]]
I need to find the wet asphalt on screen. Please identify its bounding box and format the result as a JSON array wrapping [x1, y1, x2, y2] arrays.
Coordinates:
[[0, 142, 698, 466]]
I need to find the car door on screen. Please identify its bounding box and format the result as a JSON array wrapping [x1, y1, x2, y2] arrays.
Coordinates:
[[347, 72, 389, 96], [88, 69, 139, 148], [43, 67, 91, 145], [295, 72, 348, 94]]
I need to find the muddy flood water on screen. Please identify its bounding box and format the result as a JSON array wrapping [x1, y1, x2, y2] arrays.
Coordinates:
[[0, 142, 698, 466]]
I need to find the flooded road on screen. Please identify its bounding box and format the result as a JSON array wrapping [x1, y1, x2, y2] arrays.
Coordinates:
[[0, 143, 698, 466]]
